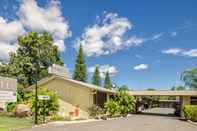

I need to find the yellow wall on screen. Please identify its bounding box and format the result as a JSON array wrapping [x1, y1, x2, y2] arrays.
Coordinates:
[[41, 78, 94, 118]]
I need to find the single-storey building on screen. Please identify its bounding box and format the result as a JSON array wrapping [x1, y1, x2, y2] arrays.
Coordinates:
[[27, 75, 115, 119], [27, 75, 197, 118]]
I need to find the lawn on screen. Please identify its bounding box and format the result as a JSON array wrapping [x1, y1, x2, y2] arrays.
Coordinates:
[[0, 116, 32, 131]]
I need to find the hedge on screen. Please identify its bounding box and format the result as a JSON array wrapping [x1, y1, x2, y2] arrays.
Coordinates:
[[183, 105, 197, 122]]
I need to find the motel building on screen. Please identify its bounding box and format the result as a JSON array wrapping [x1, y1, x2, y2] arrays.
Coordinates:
[[25, 74, 197, 119], [0, 65, 197, 119]]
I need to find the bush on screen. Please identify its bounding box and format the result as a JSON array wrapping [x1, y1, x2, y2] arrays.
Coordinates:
[[183, 105, 197, 122], [115, 90, 135, 115], [104, 90, 136, 117], [51, 114, 65, 121], [7, 102, 17, 112], [88, 105, 104, 118], [27, 87, 59, 122], [104, 99, 120, 117]]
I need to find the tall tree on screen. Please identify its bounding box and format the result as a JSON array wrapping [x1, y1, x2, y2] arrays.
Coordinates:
[[0, 32, 63, 87], [104, 71, 112, 89], [146, 88, 157, 91], [118, 85, 129, 91], [92, 66, 101, 86], [73, 44, 87, 82], [182, 67, 197, 90]]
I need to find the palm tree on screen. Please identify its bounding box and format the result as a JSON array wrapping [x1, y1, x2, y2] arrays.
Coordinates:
[[181, 67, 197, 90]]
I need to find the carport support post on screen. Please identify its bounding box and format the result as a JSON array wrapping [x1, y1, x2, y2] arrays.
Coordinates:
[[180, 96, 190, 118], [107, 94, 110, 102]]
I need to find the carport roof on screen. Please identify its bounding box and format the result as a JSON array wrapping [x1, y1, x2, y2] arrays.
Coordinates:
[[129, 90, 197, 96], [26, 75, 197, 96]]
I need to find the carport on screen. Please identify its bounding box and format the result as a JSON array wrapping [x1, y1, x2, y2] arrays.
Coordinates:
[[129, 90, 197, 117]]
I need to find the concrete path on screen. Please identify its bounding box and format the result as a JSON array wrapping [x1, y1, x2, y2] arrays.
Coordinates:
[[22, 108, 197, 131], [142, 107, 175, 116]]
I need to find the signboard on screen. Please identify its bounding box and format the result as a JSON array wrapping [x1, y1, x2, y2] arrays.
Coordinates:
[[48, 64, 69, 77], [0, 76, 17, 102], [38, 95, 50, 100]]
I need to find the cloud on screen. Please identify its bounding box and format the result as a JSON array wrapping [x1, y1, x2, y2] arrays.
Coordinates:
[[88, 65, 118, 78], [133, 64, 148, 70], [0, 17, 24, 61], [162, 48, 197, 57], [162, 48, 182, 55], [182, 49, 197, 57], [0, 0, 71, 62], [171, 32, 178, 37], [18, 0, 71, 52], [135, 54, 143, 59], [151, 33, 163, 40], [75, 12, 144, 57]]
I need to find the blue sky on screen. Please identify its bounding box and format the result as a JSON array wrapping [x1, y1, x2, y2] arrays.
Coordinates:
[[0, 0, 197, 90]]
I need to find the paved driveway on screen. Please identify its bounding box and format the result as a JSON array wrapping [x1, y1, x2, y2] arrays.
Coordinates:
[[22, 108, 197, 131]]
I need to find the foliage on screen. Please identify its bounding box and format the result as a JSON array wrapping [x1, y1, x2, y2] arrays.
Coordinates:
[[51, 114, 66, 121], [0, 32, 63, 99], [171, 85, 185, 91], [92, 66, 101, 86], [182, 67, 197, 89], [88, 105, 104, 118], [73, 44, 87, 82], [115, 90, 135, 114], [6, 91, 24, 113], [183, 105, 197, 122], [104, 99, 120, 116], [176, 86, 185, 91], [6, 102, 17, 112], [28, 88, 59, 120], [104, 71, 112, 89], [146, 88, 157, 91], [104, 90, 135, 116], [118, 85, 129, 91]]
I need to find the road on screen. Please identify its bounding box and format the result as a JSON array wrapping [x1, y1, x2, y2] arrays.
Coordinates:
[[22, 108, 197, 131]]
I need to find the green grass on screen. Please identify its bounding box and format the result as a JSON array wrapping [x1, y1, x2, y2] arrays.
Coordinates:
[[0, 116, 33, 131]]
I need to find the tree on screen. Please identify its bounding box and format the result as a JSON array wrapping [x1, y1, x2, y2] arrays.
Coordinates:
[[0, 32, 63, 87], [182, 67, 197, 90], [118, 85, 129, 91], [104, 71, 112, 89], [73, 44, 87, 82], [92, 66, 101, 86], [147, 88, 157, 91], [0, 32, 63, 102], [176, 85, 185, 91]]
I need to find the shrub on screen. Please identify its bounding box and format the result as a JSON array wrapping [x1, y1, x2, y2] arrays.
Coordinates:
[[27, 88, 59, 122], [51, 114, 65, 121], [115, 90, 135, 115], [183, 105, 197, 122], [104, 99, 120, 117], [88, 105, 104, 118], [7, 102, 17, 112], [104, 90, 136, 117]]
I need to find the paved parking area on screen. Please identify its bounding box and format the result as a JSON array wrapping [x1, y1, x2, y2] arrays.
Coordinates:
[[22, 108, 197, 131]]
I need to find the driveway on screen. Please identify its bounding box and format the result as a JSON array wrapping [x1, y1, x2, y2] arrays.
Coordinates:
[[22, 108, 197, 131]]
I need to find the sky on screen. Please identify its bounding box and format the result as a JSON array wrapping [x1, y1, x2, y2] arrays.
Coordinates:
[[0, 0, 197, 90]]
